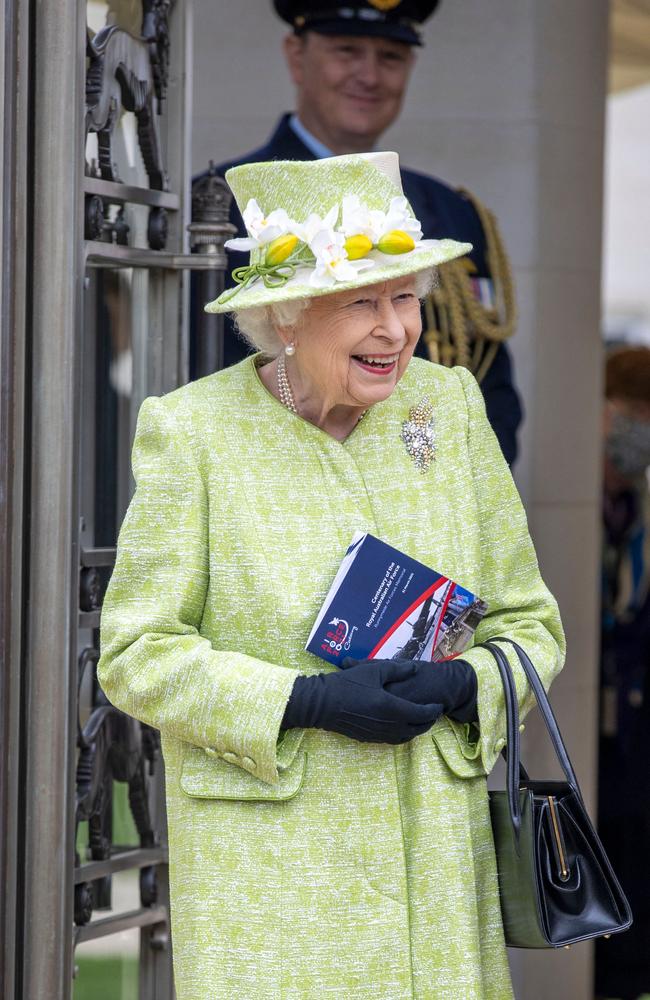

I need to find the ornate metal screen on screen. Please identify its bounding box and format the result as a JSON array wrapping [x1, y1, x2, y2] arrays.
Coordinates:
[[0, 1, 233, 996]]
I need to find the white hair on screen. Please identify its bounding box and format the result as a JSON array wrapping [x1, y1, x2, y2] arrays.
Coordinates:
[[233, 266, 438, 355]]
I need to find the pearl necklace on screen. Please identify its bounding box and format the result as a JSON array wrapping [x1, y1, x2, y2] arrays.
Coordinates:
[[277, 353, 298, 413], [276, 353, 367, 425]]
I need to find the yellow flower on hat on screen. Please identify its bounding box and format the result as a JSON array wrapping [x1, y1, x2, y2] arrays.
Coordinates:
[[377, 230, 416, 254], [265, 234, 299, 266], [341, 193, 423, 257], [343, 234, 374, 260]]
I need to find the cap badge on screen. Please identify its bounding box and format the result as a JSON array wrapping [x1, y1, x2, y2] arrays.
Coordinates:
[[368, 0, 403, 10]]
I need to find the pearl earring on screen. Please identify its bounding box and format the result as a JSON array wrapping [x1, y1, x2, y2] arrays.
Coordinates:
[[285, 342, 296, 356]]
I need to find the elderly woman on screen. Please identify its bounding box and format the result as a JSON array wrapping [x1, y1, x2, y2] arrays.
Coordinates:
[[98, 152, 564, 1000]]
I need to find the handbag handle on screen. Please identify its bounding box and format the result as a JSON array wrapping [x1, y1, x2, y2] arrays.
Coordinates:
[[489, 637, 581, 792], [478, 640, 534, 843], [475, 640, 523, 839], [479, 638, 583, 842]]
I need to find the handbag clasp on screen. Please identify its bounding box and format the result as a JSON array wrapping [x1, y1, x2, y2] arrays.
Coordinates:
[[548, 795, 570, 881]]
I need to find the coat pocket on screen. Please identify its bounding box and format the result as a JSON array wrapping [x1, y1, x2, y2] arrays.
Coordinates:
[[180, 739, 307, 801], [430, 716, 486, 779]]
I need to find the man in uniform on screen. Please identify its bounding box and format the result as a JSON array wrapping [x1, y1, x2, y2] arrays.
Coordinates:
[[198, 0, 522, 464]]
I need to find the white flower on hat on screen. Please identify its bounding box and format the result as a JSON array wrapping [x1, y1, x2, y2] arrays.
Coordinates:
[[224, 198, 294, 252], [338, 195, 376, 260], [339, 194, 422, 245], [309, 229, 375, 288], [340, 195, 375, 240], [374, 195, 423, 242], [338, 194, 436, 262], [292, 205, 339, 245], [371, 196, 438, 261]]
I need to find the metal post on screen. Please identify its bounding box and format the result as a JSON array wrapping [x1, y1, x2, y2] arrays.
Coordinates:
[[189, 164, 235, 377], [21, 0, 85, 995], [0, 0, 29, 994]]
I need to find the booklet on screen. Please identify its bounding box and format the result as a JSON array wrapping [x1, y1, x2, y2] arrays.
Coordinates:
[[306, 531, 488, 667]]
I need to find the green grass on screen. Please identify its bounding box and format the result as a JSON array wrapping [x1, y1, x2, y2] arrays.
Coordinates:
[[73, 956, 138, 1000]]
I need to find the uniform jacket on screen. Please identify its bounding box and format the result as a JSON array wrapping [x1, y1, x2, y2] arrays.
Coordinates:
[[199, 113, 523, 465], [98, 356, 564, 999]]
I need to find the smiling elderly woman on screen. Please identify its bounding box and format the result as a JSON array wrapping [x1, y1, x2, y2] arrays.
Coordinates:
[[98, 153, 565, 1000], [236, 266, 433, 441]]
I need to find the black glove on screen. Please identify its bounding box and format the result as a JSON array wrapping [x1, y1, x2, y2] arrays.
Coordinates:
[[282, 659, 444, 744], [342, 657, 478, 724]]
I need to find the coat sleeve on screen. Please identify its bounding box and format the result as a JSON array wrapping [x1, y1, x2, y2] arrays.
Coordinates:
[[97, 395, 300, 786], [432, 366, 565, 777]]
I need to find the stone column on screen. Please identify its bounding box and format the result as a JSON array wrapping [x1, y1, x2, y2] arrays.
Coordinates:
[[192, 3, 610, 995]]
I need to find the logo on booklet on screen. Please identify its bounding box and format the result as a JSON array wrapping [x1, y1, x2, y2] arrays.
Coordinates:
[[320, 617, 357, 657]]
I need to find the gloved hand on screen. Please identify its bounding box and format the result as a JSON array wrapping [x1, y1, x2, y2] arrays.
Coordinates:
[[281, 659, 444, 744], [342, 657, 478, 724]]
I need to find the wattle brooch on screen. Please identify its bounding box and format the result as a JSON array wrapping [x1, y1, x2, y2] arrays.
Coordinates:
[[401, 397, 436, 472]]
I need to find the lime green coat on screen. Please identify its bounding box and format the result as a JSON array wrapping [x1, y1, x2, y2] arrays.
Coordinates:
[[98, 356, 564, 1000]]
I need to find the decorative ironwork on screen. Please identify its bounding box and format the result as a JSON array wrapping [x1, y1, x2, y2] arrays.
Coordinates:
[[189, 164, 237, 376], [79, 566, 102, 613], [189, 162, 235, 255], [84, 194, 105, 241], [85, 0, 174, 249], [147, 206, 168, 250], [85, 0, 172, 189], [74, 5, 189, 991], [75, 647, 161, 927]]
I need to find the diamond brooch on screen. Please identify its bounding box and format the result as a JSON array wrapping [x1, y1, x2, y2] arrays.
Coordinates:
[[401, 396, 436, 472]]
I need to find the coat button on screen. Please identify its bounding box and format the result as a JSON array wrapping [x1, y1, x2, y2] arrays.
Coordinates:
[[493, 737, 506, 753], [519, 724, 525, 733], [222, 751, 239, 764], [204, 747, 218, 757], [241, 756, 257, 772]]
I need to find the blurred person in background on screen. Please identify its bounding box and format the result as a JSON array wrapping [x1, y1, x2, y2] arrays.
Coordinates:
[[196, 0, 523, 466], [596, 346, 650, 1000]]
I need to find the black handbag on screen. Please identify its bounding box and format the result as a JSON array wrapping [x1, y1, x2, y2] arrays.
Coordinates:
[[480, 637, 632, 949]]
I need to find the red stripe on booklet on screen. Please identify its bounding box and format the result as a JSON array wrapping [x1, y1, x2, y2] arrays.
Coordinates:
[[369, 579, 448, 658]]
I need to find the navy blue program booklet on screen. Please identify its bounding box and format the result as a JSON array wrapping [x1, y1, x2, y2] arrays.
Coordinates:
[[306, 532, 488, 667]]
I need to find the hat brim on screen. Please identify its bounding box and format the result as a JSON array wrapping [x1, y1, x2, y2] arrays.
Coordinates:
[[300, 19, 423, 46], [205, 239, 471, 314]]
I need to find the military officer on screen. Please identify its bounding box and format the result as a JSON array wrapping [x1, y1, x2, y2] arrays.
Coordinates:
[[197, 0, 523, 464]]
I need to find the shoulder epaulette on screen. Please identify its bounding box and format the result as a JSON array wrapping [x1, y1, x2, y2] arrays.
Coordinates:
[[422, 186, 516, 384]]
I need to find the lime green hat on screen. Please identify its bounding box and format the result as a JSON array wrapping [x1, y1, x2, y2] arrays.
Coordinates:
[[205, 151, 472, 314]]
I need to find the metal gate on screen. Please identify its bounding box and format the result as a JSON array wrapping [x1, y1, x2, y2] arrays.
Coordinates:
[[0, 1, 231, 996]]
